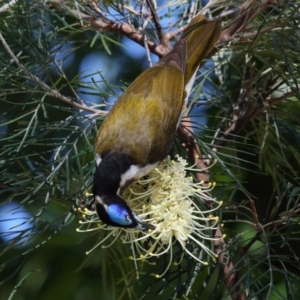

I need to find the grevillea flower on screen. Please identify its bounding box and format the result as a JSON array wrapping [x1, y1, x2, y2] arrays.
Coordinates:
[[77, 156, 223, 278]]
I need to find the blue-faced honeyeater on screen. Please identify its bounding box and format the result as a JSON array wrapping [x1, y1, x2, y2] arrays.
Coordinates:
[[93, 15, 221, 230]]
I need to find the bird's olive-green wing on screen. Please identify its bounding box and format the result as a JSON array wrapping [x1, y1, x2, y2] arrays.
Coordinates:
[[95, 64, 184, 165]]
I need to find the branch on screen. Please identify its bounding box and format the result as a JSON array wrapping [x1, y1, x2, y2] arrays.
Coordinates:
[[212, 89, 295, 151], [177, 118, 247, 300], [146, 0, 169, 49], [218, 0, 279, 44], [49, 0, 281, 63], [85, 12, 170, 57], [214, 228, 245, 300], [49, 1, 170, 58]]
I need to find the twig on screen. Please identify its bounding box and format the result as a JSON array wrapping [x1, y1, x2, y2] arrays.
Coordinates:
[[211, 90, 295, 151], [177, 121, 209, 182], [142, 19, 154, 67], [87, 11, 170, 57], [49, 1, 170, 58], [215, 228, 245, 300], [146, 0, 169, 49], [123, 5, 140, 16], [167, 25, 187, 40], [177, 118, 247, 300], [218, 0, 280, 45], [0, 32, 106, 116]]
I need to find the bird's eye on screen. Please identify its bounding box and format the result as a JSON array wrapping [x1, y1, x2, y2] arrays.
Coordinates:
[[107, 204, 133, 226]]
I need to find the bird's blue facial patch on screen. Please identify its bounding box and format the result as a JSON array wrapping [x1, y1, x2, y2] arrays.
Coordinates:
[[107, 204, 133, 226]]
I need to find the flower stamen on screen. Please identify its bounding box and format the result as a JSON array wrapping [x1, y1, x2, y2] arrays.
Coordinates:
[[77, 156, 222, 277]]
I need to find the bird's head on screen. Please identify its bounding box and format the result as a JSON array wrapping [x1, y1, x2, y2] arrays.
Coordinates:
[[94, 194, 155, 231]]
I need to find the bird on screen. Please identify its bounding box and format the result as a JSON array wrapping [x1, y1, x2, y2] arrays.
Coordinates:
[[92, 15, 221, 230]]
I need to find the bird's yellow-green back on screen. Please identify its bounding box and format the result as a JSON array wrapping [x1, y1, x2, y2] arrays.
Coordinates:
[[95, 16, 221, 166]]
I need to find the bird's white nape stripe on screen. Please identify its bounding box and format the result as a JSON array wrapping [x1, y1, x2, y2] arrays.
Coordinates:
[[96, 154, 102, 166], [119, 162, 158, 189], [95, 195, 108, 210]]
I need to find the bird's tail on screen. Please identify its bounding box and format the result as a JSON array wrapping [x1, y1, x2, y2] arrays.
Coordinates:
[[180, 15, 221, 85]]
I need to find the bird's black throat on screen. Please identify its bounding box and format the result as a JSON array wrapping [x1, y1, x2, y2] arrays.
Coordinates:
[[93, 151, 134, 197]]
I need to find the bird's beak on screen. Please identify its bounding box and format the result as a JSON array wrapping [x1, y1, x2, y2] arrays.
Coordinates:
[[132, 212, 156, 231]]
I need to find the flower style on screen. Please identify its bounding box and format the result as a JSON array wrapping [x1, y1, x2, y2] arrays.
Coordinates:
[[77, 155, 223, 278]]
